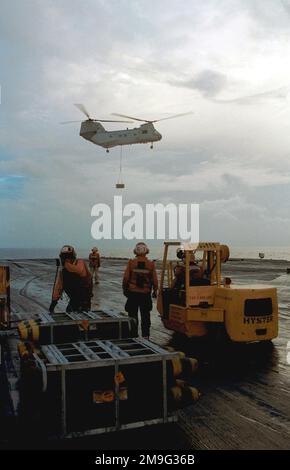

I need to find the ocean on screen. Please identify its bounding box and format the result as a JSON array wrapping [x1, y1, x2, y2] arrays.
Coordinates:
[[1, 245, 290, 260]]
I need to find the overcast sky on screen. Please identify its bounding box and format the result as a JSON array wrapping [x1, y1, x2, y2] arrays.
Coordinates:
[[1, 0, 290, 250]]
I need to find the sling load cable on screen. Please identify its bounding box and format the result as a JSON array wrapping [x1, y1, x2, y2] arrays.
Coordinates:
[[116, 145, 125, 189]]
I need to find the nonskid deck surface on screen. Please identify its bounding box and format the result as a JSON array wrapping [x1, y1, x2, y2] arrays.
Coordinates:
[[1, 257, 290, 449]]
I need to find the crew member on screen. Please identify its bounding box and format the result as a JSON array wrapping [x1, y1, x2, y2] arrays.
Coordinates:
[[49, 245, 93, 313], [89, 247, 101, 284], [122, 242, 158, 339], [172, 249, 210, 288]]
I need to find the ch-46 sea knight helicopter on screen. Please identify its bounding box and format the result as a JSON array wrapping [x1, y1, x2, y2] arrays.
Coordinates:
[[62, 104, 192, 153]]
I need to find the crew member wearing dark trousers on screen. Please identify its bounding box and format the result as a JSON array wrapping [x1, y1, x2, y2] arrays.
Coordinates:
[[49, 245, 92, 313], [123, 242, 158, 339]]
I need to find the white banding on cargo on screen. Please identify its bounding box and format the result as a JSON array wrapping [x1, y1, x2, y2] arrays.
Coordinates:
[[33, 353, 47, 392]]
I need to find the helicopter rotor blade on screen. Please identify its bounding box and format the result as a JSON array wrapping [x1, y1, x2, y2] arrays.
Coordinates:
[[61, 118, 132, 124], [74, 103, 91, 119], [112, 112, 193, 123], [112, 113, 151, 123], [94, 119, 133, 123], [151, 112, 193, 123], [60, 120, 83, 124]]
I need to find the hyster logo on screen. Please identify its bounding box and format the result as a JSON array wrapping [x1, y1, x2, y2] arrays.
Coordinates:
[[287, 341, 290, 365], [243, 316, 273, 324]]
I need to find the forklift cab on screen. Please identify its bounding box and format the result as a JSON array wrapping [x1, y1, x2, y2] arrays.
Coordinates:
[[157, 242, 226, 323]]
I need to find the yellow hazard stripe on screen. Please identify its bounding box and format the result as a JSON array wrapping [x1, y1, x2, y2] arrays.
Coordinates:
[[188, 357, 198, 373], [176, 379, 186, 388], [28, 319, 39, 342], [18, 321, 28, 340], [177, 351, 185, 359], [17, 342, 28, 357], [171, 357, 182, 377], [189, 386, 200, 401], [171, 386, 182, 401]]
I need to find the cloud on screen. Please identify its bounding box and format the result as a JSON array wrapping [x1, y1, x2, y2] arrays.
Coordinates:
[[213, 87, 290, 105], [171, 69, 228, 98], [1, 0, 290, 248]]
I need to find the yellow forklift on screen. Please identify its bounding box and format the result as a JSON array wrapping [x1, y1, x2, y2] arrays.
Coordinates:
[[157, 242, 278, 342]]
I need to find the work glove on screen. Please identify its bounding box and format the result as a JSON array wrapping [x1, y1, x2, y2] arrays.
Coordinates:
[[123, 288, 129, 298], [49, 300, 58, 313]]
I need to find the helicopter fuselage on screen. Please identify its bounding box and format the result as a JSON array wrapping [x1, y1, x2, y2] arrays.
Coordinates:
[[80, 121, 162, 149]]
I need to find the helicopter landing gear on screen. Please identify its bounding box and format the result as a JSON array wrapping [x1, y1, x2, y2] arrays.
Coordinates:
[[106, 148, 109, 154], [150, 143, 153, 149]]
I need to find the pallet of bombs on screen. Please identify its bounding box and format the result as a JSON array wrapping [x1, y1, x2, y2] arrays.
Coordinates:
[[17, 308, 136, 345], [17, 338, 182, 438]]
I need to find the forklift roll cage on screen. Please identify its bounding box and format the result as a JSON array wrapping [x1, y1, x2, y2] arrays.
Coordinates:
[[159, 241, 222, 309]]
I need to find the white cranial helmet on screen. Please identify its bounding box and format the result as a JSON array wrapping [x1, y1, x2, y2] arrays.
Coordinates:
[[60, 245, 76, 257], [134, 242, 149, 256]]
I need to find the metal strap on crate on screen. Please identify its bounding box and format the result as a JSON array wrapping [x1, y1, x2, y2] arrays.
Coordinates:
[[72, 342, 98, 361], [37, 311, 56, 324], [65, 312, 83, 321], [42, 338, 178, 369], [77, 341, 101, 359], [36, 309, 130, 325], [71, 311, 102, 320], [98, 340, 130, 358], [33, 353, 47, 392], [42, 344, 69, 364], [135, 338, 170, 355], [101, 308, 121, 318], [89, 311, 117, 320], [65, 311, 106, 321], [82, 311, 101, 320]]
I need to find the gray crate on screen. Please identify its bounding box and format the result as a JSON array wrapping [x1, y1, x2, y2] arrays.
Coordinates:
[[20, 338, 178, 438]]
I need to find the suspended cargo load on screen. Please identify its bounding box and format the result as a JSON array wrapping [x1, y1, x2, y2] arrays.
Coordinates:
[[19, 338, 178, 438], [17, 308, 136, 344]]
